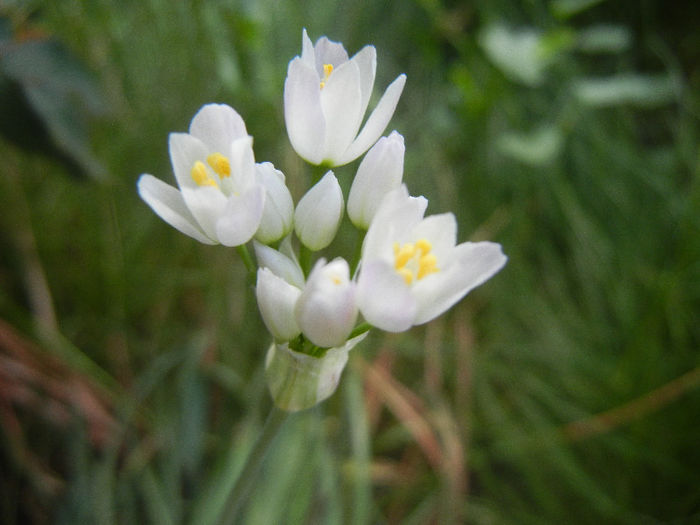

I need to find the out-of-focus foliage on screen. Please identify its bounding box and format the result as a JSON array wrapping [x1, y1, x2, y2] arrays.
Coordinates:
[[0, 14, 106, 178], [0, 0, 698, 524]]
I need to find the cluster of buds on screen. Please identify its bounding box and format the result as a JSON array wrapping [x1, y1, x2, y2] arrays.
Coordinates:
[[138, 30, 507, 411]]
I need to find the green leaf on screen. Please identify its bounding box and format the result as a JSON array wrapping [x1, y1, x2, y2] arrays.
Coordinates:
[[478, 25, 573, 87], [0, 35, 106, 178], [576, 24, 632, 54], [497, 126, 564, 166], [551, 0, 606, 19], [573, 74, 676, 107]]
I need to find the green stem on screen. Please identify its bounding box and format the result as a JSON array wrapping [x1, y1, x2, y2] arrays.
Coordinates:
[[310, 163, 330, 184], [349, 322, 371, 339], [217, 407, 290, 525], [236, 244, 256, 282], [299, 243, 312, 277], [350, 229, 366, 277]]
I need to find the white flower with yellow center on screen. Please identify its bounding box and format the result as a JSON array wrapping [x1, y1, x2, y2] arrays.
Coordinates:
[[357, 186, 507, 332], [137, 104, 265, 246], [284, 29, 406, 167]]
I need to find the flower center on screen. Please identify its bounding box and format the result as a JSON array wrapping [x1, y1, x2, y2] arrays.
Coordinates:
[[191, 153, 232, 188], [320, 63, 333, 89], [393, 238, 439, 285]]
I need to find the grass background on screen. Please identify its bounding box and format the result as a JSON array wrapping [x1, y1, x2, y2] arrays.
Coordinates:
[[1, 0, 699, 523]]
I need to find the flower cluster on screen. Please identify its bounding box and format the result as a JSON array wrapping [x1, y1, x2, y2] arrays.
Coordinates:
[[138, 30, 507, 411]]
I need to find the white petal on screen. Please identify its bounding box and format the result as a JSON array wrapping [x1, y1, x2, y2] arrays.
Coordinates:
[[284, 58, 326, 165], [357, 260, 417, 332], [254, 163, 294, 244], [412, 241, 507, 324], [347, 131, 404, 229], [228, 135, 256, 191], [338, 74, 407, 165], [137, 174, 215, 244], [294, 171, 344, 251], [409, 213, 457, 261], [313, 36, 349, 72], [256, 268, 302, 341], [180, 185, 228, 240], [295, 258, 357, 348], [320, 59, 363, 164], [168, 132, 209, 191], [363, 186, 427, 262], [300, 28, 315, 67], [350, 45, 377, 119], [188, 103, 247, 154], [215, 184, 265, 246], [254, 239, 305, 289]]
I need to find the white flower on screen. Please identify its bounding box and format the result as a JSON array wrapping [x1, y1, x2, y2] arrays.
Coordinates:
[[357, 186, 507, 332], [294, 258, 358, 348], [255, 162, 294, 244], [256, 267, 302, 342], [347, 130, 405, 229], [284, 29, 406, 167], [294, 171, 344, 251], [137, 104, 265, 246]]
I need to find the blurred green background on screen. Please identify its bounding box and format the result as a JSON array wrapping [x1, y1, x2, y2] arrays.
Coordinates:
[[1, 0, 699, 523]]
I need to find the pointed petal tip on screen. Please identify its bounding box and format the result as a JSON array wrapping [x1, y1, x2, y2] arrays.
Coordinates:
[[336, 73, 408, 165]]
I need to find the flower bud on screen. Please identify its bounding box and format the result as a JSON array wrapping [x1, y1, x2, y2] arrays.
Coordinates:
[[294, 258, 357, 348], [347, 131, 405, 229], [294, 171, 343, 250], [255, 162, 294, 244], [254, 238, 305, 289], [265, 333, 367, 411], [256, 268, 302, 342]]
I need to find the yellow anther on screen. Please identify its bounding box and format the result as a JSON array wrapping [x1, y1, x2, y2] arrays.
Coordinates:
[[320, 63, 334, 89], [393, 238, 440, 284], [207, 153, 231, 178], [332, 276, 341, 285], [397, 267, 414, 285], [394, 243, 416, 269], [416, 238, 432, 254], [417, 253, 439, 279], [191, 161, 218, 188]]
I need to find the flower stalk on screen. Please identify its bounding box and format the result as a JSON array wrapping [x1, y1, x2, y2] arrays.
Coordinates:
[[216, 407, 290, 525]]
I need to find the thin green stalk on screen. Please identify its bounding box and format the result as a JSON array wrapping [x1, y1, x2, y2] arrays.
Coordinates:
[[236, 244, 256, 283], [349, 322, 371, 339], [310, 163, 330, 183], [217, 407, 290, 525], [350, 229, 366, 277], [299, 243, 312, 277]]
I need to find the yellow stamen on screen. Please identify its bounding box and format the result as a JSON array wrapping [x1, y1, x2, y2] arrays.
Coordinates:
[[397, 267, 414, 285], [191, 161, 218, 188], [393, 238, 440, 284], [320, 63, 334, 89], [416, 238, 432, 254], [394, 243, 416, 269], [207, 153, 231, 178], [417, 253, 439, 279]]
